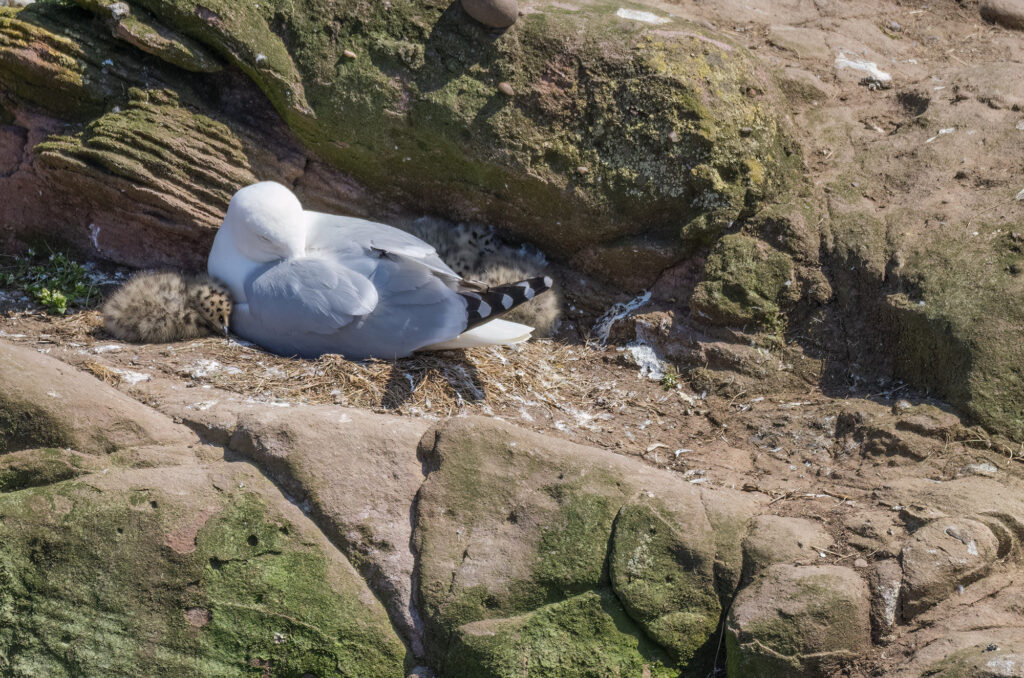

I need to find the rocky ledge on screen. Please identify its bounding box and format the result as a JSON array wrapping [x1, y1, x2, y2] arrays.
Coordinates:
[[3, 340, 1024, 677]]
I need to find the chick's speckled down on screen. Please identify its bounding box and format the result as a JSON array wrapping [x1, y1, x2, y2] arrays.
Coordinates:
[[102, 271, 232, 343]]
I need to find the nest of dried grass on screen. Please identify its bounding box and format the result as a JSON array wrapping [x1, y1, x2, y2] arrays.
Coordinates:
[[200, 336, 601, 416], [23, 309, 607, 419]]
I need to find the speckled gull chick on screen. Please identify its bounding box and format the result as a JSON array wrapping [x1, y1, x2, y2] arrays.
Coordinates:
[[207, 182, 553, 360]]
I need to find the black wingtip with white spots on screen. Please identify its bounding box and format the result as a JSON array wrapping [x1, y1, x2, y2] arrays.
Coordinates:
[[460, 276, 553, 329]]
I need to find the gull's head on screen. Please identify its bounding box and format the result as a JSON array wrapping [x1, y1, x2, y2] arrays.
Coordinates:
[[223, 181, 306, 262]]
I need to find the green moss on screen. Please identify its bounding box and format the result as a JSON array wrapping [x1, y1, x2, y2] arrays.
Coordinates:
[[532, 489, 617, 597], [55, 0, 793, 285], [0, 397, 72, 454], [0, 10, 96, 119], [35, 87, 256, 223], [418, 448, 621, 644], [0, 1, 178, 121], [0, 478, 406, 677], [610, 502, 720, 668], [447, 590, 677, 678], [884, 228, 1024, 441], [195, 495, 407, 677], [2, 0, 800, 285], [0, 448, 92, 493], [691, 233, 798, 330], [72, 0, 221, 72]]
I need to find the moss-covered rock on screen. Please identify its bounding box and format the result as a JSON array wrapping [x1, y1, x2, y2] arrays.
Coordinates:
[[884, 229, 1024, 441], [0, 464, 408, 677], [0, 447, 100, 492], [26, 0, 797, 287], [413, 416, 760, 675], [75, 0, 222, 72], [36, 87, 256, 230], [691, 233, 799, 330], [0, 8, 99, 119], [413, 419, 627, 657], [609, 498, 721, 667], [726, 564, 871, 677], [0, 1, 192, 120], [447, 590, 677, 678]]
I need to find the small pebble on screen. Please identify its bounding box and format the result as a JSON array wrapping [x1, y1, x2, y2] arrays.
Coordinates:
[[854, 557, 868, 568], [461, 0, 519, 28], [497, 81, 515, 96], [576, 166, 589, 175], [888, 20, 902, 31], [343, 49, 357, 59], [893, 399, 912, 414], [668, 130, 680, 143]]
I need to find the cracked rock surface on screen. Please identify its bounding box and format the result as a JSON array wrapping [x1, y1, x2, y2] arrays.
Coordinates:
[[4, 338, 1024, 677]]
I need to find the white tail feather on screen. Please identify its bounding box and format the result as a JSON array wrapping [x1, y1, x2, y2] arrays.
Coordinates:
[[418, 319, 533, 352]]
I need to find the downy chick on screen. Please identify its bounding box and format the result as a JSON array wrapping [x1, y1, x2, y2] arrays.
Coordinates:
[[405, 217, 561, 336], [102, 271, 232, 343], [473, 251, 561, 337]]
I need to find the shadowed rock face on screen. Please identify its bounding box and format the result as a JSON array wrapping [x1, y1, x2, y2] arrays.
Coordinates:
[[0, 0, 796, 289]]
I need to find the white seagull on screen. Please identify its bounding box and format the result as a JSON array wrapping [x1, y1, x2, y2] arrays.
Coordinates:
[[207, 182, 552, 360]]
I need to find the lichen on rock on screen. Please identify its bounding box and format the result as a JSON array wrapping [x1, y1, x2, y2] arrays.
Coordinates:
[[48, 0, 799, 288], [413, 416, 759, 674], [691, 233, 799, 330], [447, 590, 677, 678]]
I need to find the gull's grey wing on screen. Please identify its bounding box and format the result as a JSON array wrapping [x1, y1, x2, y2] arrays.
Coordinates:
[[304, 211, 462, 283], [245, 257, 378, 335], [237, 252, 469, 360]]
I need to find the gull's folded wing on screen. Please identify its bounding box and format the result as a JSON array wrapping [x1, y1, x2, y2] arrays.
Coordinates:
[[245, 257, 378, 335]]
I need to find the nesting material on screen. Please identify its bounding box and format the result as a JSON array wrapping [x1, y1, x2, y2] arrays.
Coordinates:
[[15, 308, 596, 422], [102, 271, 232, 343]]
